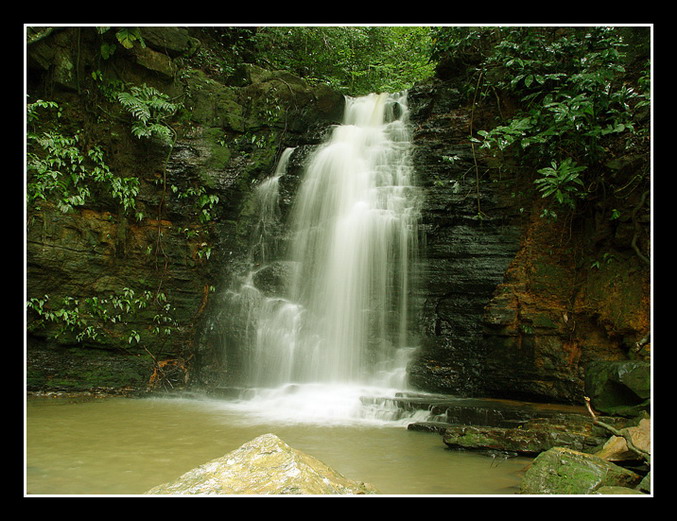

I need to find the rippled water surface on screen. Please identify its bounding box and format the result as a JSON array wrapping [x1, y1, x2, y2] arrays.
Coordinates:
[[26, 395, 531, 496]]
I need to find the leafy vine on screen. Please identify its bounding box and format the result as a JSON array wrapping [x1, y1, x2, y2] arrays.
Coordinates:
[[27, 99, 139, 214]]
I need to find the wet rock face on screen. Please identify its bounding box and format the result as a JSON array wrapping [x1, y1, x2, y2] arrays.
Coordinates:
[[26, 28, 649, 401], [406, 79, 524, 397], [585, 361, 651, 416]]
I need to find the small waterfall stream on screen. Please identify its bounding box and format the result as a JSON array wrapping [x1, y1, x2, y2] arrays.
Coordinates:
[[224, 92, 427, 425]]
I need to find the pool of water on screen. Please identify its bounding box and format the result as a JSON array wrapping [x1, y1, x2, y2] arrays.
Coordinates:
[[25, 394, 531, 496]]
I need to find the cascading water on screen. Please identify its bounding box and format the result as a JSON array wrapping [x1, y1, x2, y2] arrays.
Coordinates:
[[224, 92, 427, 426]]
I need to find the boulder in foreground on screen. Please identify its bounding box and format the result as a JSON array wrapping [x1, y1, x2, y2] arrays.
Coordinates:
[[145, 433, 379, 495], [519, 447, 643, 494]]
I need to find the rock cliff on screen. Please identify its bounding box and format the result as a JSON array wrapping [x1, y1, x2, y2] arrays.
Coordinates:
[[406, 72, 650, 405]]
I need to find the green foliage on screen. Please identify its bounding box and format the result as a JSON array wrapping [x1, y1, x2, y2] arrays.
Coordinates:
[[90, 71, 126, 102], [430, 26, 498, 64], [440, 26, 650, 216], [27, 99, 60, 122], [534, 158, 587, 208], [27, 99, 139, 213], [591, 252, 616, 270], [170, 184, 220, 224], [114, 27, 146, 49], [26, 288, 178, 345], [251, 26, 435, 95], [96, 26, 146, 59], [116, 84, 180, 144]]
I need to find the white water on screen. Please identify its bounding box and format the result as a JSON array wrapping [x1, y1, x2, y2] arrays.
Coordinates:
[[249, 146, 293, 264], [225, 92, 425, 426]]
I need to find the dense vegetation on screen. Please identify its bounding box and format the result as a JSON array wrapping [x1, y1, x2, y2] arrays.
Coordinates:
[[250, 26, 436, 95], [27, 25, 651, 223], [430, 26, 651, 226]]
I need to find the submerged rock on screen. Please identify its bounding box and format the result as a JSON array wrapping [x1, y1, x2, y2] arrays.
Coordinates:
[[594, 486, 645, 495], [145, 433, 379, 495]]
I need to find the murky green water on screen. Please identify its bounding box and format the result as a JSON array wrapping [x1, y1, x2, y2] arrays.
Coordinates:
[[25, 395, 531, 496]]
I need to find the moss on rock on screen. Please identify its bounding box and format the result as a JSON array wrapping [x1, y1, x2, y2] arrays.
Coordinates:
[[181, 69, 245, 131], [520, 447, 642, 494]]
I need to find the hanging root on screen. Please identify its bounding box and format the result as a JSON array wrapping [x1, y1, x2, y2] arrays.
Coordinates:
[[146, 347, 190, 391]]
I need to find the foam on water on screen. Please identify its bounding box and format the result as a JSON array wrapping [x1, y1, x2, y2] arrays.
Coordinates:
[[217, 382, 432, 427]]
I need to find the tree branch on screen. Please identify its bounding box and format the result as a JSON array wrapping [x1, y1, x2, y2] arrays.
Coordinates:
[[584, 396, 650, 463]]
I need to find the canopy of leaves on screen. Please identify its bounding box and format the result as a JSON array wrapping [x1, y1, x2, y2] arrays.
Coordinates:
[[250, 26, 436, 96]]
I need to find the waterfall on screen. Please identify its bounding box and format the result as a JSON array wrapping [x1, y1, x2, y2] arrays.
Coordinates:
[[249, 147, 294, 265], [224, 92, 424, 425]]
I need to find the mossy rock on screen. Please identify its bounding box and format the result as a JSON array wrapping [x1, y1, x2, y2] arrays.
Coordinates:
[[146, 433, 378, 495], [201, 127, 232, 172], [443, 423, 605, 455], [181, 69, 245, 131], [520, 447, 642, 494]]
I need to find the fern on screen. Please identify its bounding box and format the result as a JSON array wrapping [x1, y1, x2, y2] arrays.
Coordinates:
[[117, 91, 152, 123], [117, 84, 180, 144]]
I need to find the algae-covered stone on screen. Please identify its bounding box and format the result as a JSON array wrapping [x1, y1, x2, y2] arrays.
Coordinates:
[[129, 46, 177, 79], [520, 447, 642, 494], [182, 69, 245, 131], [637, 472, 651, 493], [145, 433, 379, 495], [140, 27, 197, 56], [442, 423, 603, 455]]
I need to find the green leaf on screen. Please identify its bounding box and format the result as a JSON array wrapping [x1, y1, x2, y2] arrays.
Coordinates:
[[100, 43, 116, 59]]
